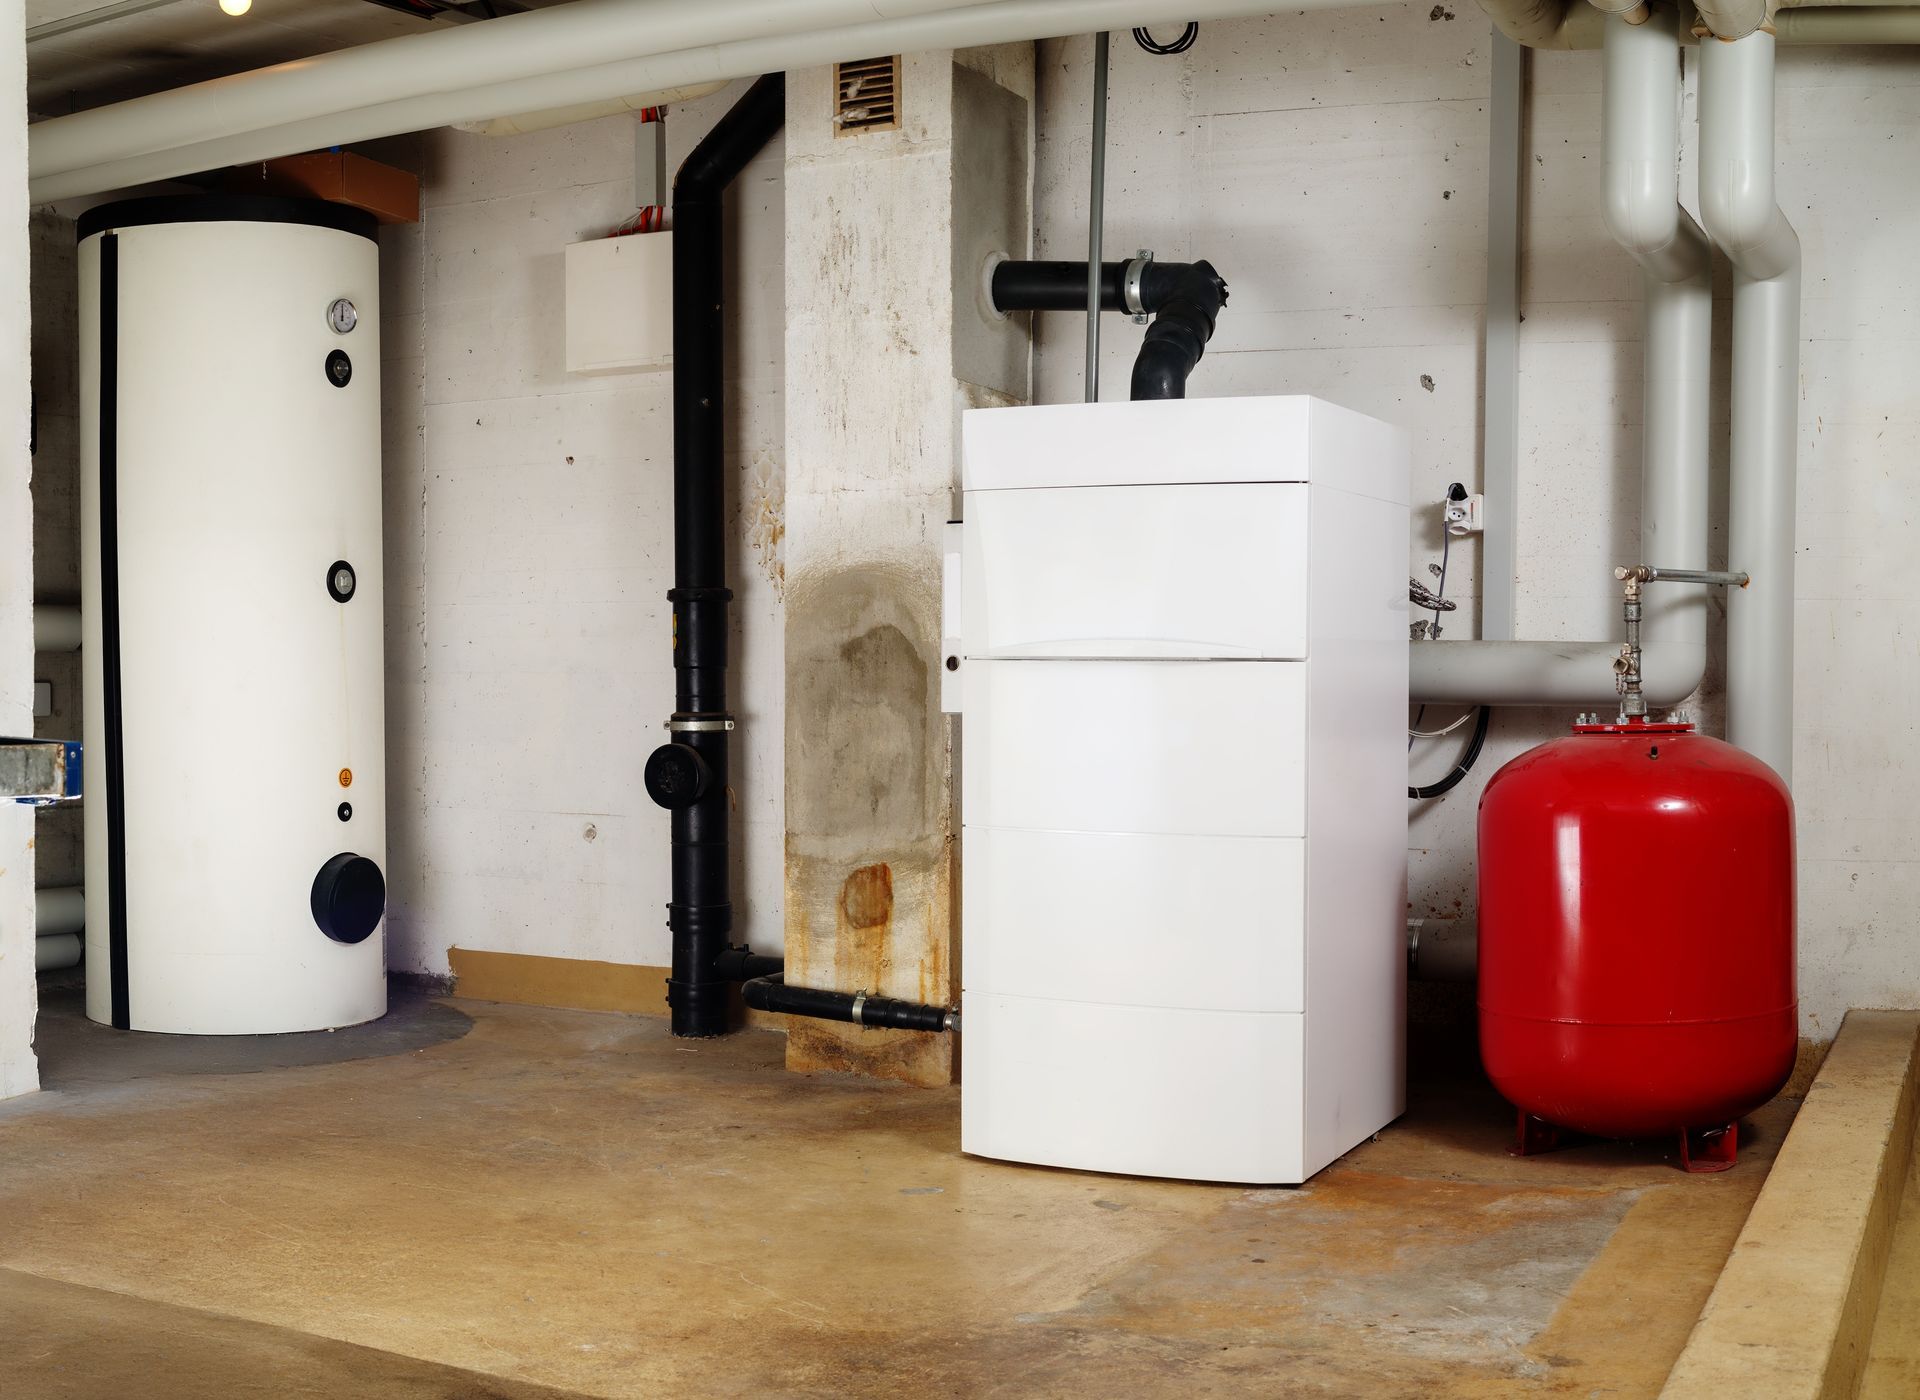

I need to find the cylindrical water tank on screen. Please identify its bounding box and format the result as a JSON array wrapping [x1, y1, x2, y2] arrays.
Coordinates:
[[78, 196, 388, 1034], [1478, 718, 1795, 1149]]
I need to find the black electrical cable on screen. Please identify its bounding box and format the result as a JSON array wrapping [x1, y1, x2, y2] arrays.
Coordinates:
[[1133, 23, 1198, 54], [1408, 526, 1453, 750], [1409, 705, 1492, 800]]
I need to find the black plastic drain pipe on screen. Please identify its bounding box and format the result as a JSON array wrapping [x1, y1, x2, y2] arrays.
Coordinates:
[[643, 74, 785, 1039], [740, 973, 959, 1035], [990, 256, 1228, 399]]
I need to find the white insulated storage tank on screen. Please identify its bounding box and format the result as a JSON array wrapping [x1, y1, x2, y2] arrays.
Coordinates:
[[78, 196, 388, 1034], [952, 396, 1410, 1184]]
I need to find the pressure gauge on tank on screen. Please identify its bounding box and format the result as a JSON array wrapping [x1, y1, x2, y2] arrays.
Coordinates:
[[327, 297, 358, 334]]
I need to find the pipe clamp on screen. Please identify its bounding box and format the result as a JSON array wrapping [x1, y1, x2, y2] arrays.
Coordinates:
[[850, 990, 868, 1026], [1123, 249, 1154, 323], [666, 716, 735, 733]]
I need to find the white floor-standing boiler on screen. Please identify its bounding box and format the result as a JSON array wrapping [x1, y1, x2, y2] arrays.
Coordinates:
[[78, 196, 388, 1034], [951, 396, 1410, 1183]]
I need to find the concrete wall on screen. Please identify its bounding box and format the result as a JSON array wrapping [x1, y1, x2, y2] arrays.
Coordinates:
[[2, 0, 40, 1100], [1030, 11, 1920, 1038], [383, 83, 786, 979], [30, 210, 79, 893]]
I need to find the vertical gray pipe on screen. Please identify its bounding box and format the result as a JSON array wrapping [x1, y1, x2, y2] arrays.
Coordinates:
[[1601, 11, 1712, 670], [1699, 31, 1800, 786], [1086, 30, 1108, 403]]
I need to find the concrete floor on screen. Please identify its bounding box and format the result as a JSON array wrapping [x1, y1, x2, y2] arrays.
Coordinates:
[[0, 979, 1797, 1398]]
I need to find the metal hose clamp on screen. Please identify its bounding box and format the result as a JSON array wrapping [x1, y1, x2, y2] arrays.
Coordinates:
[[665, 716, 735, 733], [1123, 249, 1154, 324], [849, 990, 868, 1026]]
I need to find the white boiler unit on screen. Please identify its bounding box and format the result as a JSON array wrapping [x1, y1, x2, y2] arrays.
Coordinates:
[[78, 196, 388, 1034], [952, 396, 1409, 1184]]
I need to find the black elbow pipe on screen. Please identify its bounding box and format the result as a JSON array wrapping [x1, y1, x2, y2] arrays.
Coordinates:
[[1129, 259, 1227, 401], [989, 256, 1228, 400], [646, 74, 785, 1039], [740, 974, 957, 1035]]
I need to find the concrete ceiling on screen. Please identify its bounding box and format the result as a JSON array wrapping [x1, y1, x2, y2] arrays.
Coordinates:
[[26, 0, 576, 117]]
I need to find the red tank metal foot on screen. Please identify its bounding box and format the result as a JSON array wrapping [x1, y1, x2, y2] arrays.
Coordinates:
[[1513, 1111, 1566, 1157], [1679, 1122, 1738, 1173]]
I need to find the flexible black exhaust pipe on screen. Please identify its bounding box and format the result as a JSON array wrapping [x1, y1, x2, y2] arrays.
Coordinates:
[[990, 255, 1228, 399], [643, 74, 785, 1038]]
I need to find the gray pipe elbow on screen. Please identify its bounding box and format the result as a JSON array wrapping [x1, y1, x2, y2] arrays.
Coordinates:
[[1697, 29, 1800, 279], [1601, 8, 1712, 283], [1693, 0, 1770, 41], [1477, 0, 1585, 47]]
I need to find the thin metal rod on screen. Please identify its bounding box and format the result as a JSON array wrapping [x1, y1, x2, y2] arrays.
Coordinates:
[[1643, 567, 1750, 588], [1085, 30, 1109, 403]]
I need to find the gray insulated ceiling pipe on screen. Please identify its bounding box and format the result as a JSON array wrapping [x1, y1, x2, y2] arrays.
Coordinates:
[[1699, 30, 1800, 786], [1409, 9, 1710, 708]]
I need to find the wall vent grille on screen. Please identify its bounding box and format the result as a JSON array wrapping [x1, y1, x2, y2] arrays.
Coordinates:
[[834, 56, 901, 136]]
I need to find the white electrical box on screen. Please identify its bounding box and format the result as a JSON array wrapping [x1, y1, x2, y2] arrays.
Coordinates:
[[565, 232, 672, 374], [953, 396, 1411, 1184]]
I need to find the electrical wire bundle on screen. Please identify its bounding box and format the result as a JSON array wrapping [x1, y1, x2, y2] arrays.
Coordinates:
[[1132, 24, 1199, 55]]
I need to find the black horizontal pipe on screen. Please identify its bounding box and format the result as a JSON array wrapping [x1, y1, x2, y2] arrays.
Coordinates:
[[714, 945, 784, 983], [741, 973, 955, 1035], [991, 259, 1129, 312]]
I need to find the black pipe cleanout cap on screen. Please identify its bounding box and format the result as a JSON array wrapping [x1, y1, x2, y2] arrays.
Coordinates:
[[312, 853, 386, 944]]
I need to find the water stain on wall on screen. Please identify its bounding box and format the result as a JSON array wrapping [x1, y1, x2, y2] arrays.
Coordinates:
[[785, 563, 954, 1086], [745, 448, 785, 598]]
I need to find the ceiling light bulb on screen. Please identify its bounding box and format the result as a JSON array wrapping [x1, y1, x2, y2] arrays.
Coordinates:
[[219, 0, 251, 15]]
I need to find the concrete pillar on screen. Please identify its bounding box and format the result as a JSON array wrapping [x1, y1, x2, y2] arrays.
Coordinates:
[[782, 49, 1030, 1085], [1, 0, 42, 1101]]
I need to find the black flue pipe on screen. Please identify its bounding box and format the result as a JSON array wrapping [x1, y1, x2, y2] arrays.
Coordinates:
[[990, 256, 1229, 400], [990, 259, 1130, 311], [644, 74, 785, 1038]]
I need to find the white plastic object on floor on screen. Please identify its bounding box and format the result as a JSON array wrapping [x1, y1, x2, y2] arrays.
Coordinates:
[[79, 200, 387, 1034], [955, 396, 1410, 1185]]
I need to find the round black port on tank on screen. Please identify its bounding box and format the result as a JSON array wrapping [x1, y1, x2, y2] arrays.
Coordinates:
[[325, 349, 352, 387], [328, 560, 356, 602], [644, 743, 711, 810], [311, 853, 385, 944], [337, 802, 353, 822]]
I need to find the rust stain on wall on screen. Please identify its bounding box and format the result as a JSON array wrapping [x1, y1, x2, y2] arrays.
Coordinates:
[[840, 862, 894, 928], [834, 862, 894, 994]]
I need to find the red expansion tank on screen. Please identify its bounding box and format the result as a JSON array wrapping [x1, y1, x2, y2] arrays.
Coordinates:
[[1477, 718, 1796, 1162]]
